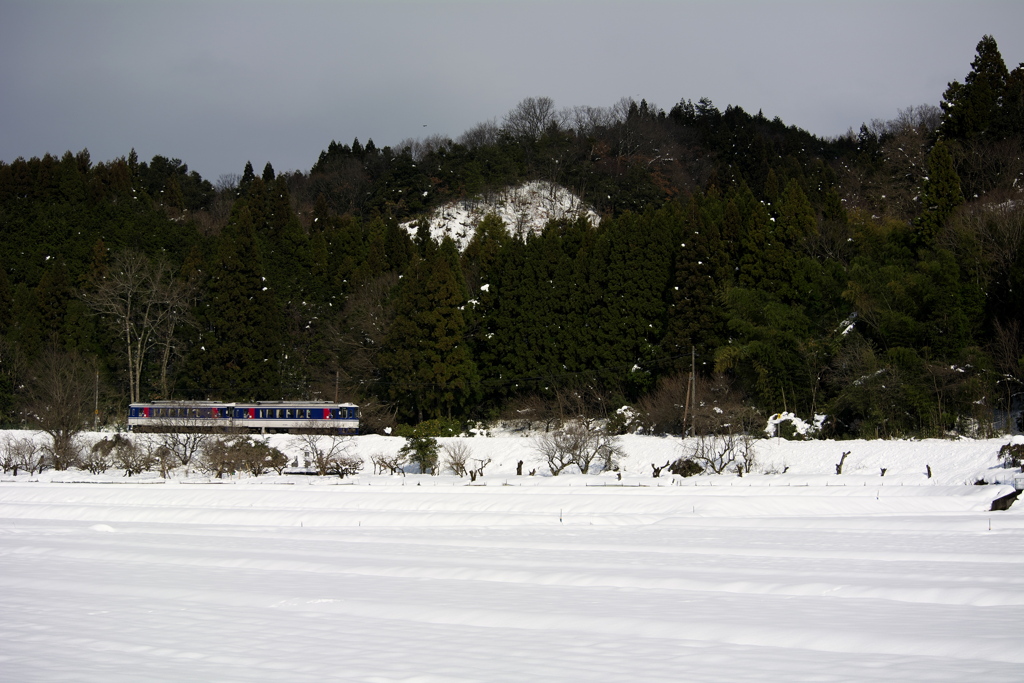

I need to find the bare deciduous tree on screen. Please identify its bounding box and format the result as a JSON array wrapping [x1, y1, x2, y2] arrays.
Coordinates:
[[1, 435, 45, 475], [683, 432, 756, 475], [292, 430, 362, 477], [442, 441, 471, 476], [457, 119, 500, 149], [25, 345, 94, 470], [370, 450, 407, 476], [112, 437, 153, 477], [83, 437, 117, 474], [82, 249, 195, 402], [143, 414, 213, 469], [534, 421, 621, 476], [503, 96, 558, 141]]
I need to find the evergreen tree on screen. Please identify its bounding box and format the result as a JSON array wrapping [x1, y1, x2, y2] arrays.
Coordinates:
[[662, 193, 730, 373], [916, 141, 964, 243], [580, 209, 672, 398], [461, 213, 511, 294], [240, 161, 256, 194], [0, 267, 11, 336], [993, 63, 1024, 137], [189, 206, 282, 400], [378, 238, 479, 422], [940, 35, 1009, 140]]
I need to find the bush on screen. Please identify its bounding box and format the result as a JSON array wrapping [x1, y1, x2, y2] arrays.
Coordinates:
[[393, 418, 463, 438], [1000, 443, 1024, 469], [669, 457, 703, 477]]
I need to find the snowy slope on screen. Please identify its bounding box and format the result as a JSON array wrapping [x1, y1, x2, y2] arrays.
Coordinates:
[[401, 180, 601, 249]]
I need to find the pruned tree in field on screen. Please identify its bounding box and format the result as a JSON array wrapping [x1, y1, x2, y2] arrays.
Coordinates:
[[534, 420, 622, 476], [442, 441, 471, 476], [25, 345, 94, 470], [467, 457, 491, 482], [152, 417, 212, 469], [197, 437, 240, 479], [1, 435, 45, 475], [683, 432, 756, 475], [197, 435, 287, 478], [237, 438, 288, 477], [292, 430, 362, 477], [112, 437, 153, 477], [370, 450, 407, 476], [82, 436, 117, 474]]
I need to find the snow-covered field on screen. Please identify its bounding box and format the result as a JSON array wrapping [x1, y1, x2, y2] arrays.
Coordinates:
[[2, 431, 1023, 681]]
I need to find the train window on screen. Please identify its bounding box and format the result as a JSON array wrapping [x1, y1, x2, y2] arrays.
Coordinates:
[[286, 409, 293, 419]]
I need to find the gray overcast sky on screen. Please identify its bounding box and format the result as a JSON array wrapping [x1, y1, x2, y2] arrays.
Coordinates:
[[2, 0, 1022, 182]]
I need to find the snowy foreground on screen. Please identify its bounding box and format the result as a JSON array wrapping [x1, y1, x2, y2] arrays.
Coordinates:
[[2, 433, 1023, 682]]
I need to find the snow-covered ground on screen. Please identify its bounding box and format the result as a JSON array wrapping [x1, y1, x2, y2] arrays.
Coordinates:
[[2, 431, 1023, 681], [402, 180, 601, 250]]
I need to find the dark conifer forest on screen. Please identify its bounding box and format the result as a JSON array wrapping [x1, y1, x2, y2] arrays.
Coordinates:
[[1, 35, 1022, 438]]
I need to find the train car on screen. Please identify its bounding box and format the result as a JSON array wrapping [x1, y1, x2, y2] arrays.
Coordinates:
[[128, 400, 359, 435]]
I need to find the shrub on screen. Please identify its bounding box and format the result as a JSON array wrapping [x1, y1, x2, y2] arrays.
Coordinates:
[[394, 418, 463, 438], [669, 457, 703, 477], [1000, 443, 1024, 469]]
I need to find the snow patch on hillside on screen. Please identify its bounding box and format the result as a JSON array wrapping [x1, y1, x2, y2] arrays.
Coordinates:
[[402, 180, 601, 250]]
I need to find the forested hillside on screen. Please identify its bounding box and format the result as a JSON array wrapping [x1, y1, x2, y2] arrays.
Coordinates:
[[1, 35, 1022, 438]]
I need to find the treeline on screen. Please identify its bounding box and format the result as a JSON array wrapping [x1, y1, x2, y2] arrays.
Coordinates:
[[0, 35, 1022, 438]]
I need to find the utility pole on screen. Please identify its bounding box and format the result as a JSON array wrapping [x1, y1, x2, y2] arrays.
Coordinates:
[[682, 345, 696, 437], [690, 346, 697, 437]]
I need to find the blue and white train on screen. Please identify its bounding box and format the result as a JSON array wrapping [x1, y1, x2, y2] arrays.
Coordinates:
[[128, 401, 359, 435]]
